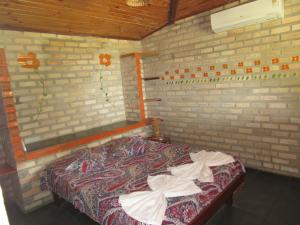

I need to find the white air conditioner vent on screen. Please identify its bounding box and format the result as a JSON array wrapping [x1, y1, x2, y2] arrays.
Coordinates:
[[211, 0, 284, 33]]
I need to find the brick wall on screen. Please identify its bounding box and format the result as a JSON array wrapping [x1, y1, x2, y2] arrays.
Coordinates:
[[0, 30, 153, 210], [141, 0, 300, 177], [15, 125, 152, 213], [0, 86, 17, 202], [120, 55, 141, 121], [0, 30, 142, 144]]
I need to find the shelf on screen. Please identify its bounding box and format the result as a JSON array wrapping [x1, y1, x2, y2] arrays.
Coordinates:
[[25, 120, 138, 152], [144, 98, 162, 102], [121, 51, 159, 58], [143, 77, 160, 81], [0, 164, 16, 177], [20, 120, 147, 161]]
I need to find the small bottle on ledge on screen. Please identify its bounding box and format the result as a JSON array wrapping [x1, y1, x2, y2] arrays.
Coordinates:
[[146, 118, 171, 144]]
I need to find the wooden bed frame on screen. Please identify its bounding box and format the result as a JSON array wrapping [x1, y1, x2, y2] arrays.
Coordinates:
[[189, 173, 245, 225], [53, 173, 245, 225]]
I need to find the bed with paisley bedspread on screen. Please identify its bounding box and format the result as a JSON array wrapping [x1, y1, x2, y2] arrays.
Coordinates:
[[41, 136, 245, 225]]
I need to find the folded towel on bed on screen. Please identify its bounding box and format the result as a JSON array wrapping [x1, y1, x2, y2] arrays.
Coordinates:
[[120, 150, 234, 225], [147, 174, 202, 197], [190, 150, 235, 166], [119, 190, 167, 225], [168, 161, 214, 182], [119, 174, 202, 225], [168, 150, 235, 183]]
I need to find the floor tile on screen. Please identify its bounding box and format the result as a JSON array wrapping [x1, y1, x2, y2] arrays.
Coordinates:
[[208, 205, 264, 225]]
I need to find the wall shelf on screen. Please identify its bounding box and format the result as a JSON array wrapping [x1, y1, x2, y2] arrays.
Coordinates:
[[143, 76, 160, 81], [121, 51, 159, 58], [20, 120, 147, 161], [144, 98, 162, 102]]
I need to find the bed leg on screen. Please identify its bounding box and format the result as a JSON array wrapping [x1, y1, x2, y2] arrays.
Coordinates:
[[53, 192, 63, 206], [226, 194, 233, 206]]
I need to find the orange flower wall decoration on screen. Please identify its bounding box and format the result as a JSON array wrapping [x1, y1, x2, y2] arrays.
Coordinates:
[[17, 52, 40, 69], [98, 53, 112, 103], [99, 54, 111, 66]]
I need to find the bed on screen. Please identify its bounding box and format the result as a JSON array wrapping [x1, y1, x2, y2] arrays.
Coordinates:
[[41, 136, 245, 225]]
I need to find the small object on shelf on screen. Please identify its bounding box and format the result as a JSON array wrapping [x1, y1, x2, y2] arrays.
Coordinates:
[[146, 135, 171, 144], [145, 117, 170, 143], [143, 76, 160, 81], [144, 98, 162, 102]]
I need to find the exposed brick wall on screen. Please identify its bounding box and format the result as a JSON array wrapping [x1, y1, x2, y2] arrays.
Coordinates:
[[0, 52, 17, 202], [120, 55, 141, 121], [0, 94, 15, 167], [141, 0, 300, 177], [0, 30, 153, 211], [15, 125, 152, 213], [0, 30, 142, 144]]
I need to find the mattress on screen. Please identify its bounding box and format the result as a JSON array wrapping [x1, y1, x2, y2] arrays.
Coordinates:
[[41, 136, 245, 225]]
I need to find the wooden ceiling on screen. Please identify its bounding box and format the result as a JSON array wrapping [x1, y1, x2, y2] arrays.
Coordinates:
[[0, 0, 237, 40]]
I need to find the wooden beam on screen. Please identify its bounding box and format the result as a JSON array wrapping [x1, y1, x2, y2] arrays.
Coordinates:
[[168, 0, 179, 25]]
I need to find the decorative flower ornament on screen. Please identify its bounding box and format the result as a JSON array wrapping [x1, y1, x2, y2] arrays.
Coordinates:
[[99, 54, 111, 67], [98, 53, 112, 103], [17, 52, 40, 69], [17, 52, 46, 120]]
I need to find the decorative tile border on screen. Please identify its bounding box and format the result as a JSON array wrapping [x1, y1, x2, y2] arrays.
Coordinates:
[[161, 55, 300, 81], [163, 73, 300, 86]]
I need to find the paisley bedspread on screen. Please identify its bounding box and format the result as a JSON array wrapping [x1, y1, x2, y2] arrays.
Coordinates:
[[41, 136, 245, 225]]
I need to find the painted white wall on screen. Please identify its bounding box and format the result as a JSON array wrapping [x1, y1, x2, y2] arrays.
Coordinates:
[[0, 187, 10, 225]]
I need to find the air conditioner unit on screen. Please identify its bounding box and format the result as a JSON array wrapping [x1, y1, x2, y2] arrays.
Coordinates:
[[211, 0, 284, 33]]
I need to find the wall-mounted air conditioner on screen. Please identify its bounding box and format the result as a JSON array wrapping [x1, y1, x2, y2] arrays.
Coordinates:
[[211, 0, 284, 33]]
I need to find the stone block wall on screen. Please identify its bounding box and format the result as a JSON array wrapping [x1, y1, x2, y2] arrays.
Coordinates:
[[0, 30, 152, 210], [141, 0, 300, 177], [120, 55, 141, 121], [0, 30, 142, 144], [15, 125, 152, 213]]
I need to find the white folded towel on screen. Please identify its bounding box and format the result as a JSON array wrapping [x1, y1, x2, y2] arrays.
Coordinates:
[[119, 150, 234, 225], [0, 187, 10, 225], [119, 190, 167, 225], [168, 150, 235, 183], [190, 150, 235, 166], [119, 175, 202, 225], [147, 174, 202, 197], [167, 162, 214, 182]]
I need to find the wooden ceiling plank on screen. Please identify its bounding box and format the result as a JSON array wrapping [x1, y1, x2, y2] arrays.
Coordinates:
[[0, 0, 237, 40], [12, 0, 168, 22], [176, 0, 237, 20], [0, 14, 150, 39], [0, 22, 142, 40], [0, 13, 152, 34], [0, 2, 165, 27], [0, 6, 160, 29], [0, 11, 144, 32]]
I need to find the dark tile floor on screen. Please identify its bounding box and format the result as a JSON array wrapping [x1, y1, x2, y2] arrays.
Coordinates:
[[4, 168, 300, 225]]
